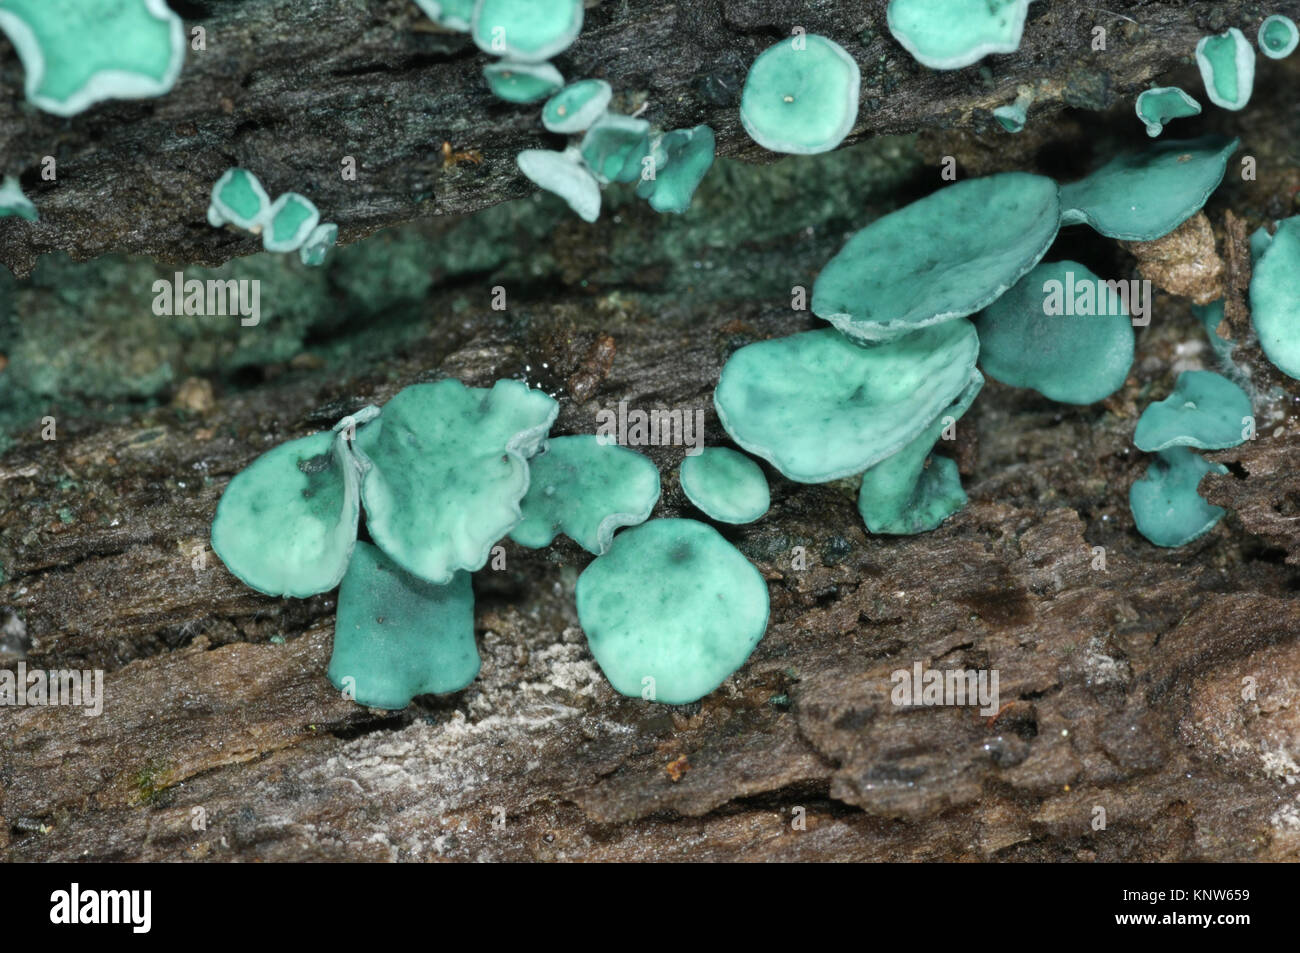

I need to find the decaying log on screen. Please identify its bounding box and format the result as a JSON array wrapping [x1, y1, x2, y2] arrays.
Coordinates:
[[2, 0, 1300, 862]]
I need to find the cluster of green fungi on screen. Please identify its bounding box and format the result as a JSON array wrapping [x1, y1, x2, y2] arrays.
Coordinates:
[[8, 1, 1300, 708], [415, 0, 717, 221], [211, 381, 771, 708], [207, 168, 339, 266]]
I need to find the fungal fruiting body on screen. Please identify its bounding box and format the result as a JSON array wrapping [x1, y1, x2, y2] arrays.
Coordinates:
[[212, 376, 773, 708], [0, 0, 184, 116], [1249, 215, 1300, 379], [576, 519, 770, 704], [1128, 371, 1250, 548], [976, 260, 1135, 405], [1259, 15, 1299, 58], [0, 175, 37, 221], [740, 33, 860, 154], [1135, 86, 1201, 137], [1059, 136, 1239, 240], [812, 172, 1060, 342], [516, 147, 601, 222], [1195, 28, 1255, 110], [886, 0, 1034, 70], [511, 435, 660, 554], [679, 447, 770, 525]]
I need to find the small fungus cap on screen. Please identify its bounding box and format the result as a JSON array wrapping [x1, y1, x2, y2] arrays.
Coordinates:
[[642, 125, 716, 214], [1259, 15, 1299, 59], [299, 222, 339, 267], [580, 114, 652, 184], [412, 0, 475, 32], [1135, 86, 1201, 138], [714, 320, 980, 483], [354, 378, 558, 585], [1249, 215, 1300, 379], [992, 101, 1027, 133], [211, 428, 362, 598], [1059, 136, 1238, 241], [576, 519, 770, 705], [740, 34, 859, 154], [516, 148, 601, 222], [679, 447, 770, 524], [812, 172, 1060, 342], [975, 260, 1135, 405], [1129, 447, 1227, 548], [1195, 28, 1255, 110], [208, 168, 272, 232], [483, 59, 564, 104], [510, 435, 661, 555], [1134, 370, 1252, 452], [886, 0, 1034, 70], [327, 542, 479, 710], [542, 79, 612, 134], [263, 193, 321, 253], [472, 0, 583, 63], [0, 176, 38, 221], [0, 0, 185, 116]]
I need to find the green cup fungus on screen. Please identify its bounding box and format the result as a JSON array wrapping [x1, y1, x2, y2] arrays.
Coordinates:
[[739, 34, 859, 155], [1059, 136, 1238, 241], [857, 372, 983, 535], [516, 147, 601, 222], [0, 175, 37, 221], [812, 172, 1060, 343], [413, 0, 475, 32], [263, 193, 321, 254], [580, 114, 652, 185], [510, 435, 660, 555], [472, 0, 583, 63], [207, 168, 272, 232], [1130, 447, 1229, 548], [992, 86, 1034, 133], [1259, 14, 1299, 58], [483, 59, 564, 104], [328, 542, 479, 710], [575, 519, 770, 704], [0, 0, 184, 116], [211, 416, 370, 599], [1193, 299, 1235, 363], [1128, 373, 1247, 548], [714, 320, 980, 484], [975, 260, 1135, 405], [1195, 28, 1255, 110], [993, 101, 1027, 133], [1249, 215, 1300, 378], [1133, 370, 1252, 453], [299, 222, 339, 267], [1250, 223, 1274, 263], [679, 447, 770, 525], [353, 378, 558, 585], [886, 0, 1034, 70], [635, 125, 716, 214], [209, 169, 334, 259], [542, 79, 612, 134], [1135, 86, 1201, 137]]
